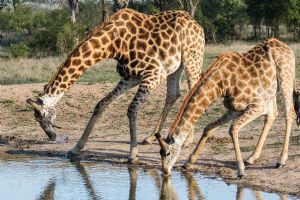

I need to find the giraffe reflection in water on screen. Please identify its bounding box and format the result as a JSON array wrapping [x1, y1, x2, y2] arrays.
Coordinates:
[[38, 163, 288, 200]]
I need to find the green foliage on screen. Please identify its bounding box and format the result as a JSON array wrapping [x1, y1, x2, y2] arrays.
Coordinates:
[[0, 0, 299, 56], [9, 42, 30, 57], [200, 0, 247, 42]]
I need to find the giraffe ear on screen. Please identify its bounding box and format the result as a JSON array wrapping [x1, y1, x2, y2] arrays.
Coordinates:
[[155, 132, 169, 152]]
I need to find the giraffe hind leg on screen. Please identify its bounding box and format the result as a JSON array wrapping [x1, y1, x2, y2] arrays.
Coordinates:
[[142, 64, 183, 145], [245, 99, 277, 165], [229, 105, 262, 178], [128, 77, 162, 163]]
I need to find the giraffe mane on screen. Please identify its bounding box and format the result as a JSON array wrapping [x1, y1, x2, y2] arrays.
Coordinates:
[[168, 58, 222, 136], [43, 15, 118, 94]]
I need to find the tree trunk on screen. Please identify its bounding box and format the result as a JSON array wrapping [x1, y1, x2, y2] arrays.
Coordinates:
[[102, 0, 108, 22], [67, 0, 78, 24], [178, 0, 199, 18]]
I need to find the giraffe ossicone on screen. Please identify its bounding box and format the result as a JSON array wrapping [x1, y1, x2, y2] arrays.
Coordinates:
[[26, 8, 205, 162]]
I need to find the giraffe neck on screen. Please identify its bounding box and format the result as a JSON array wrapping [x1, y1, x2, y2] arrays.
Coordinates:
[[41, 27, 117, 106], [169, 77, 222, 145]]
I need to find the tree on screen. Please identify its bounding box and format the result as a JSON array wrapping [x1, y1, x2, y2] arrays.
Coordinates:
[[178, 0, 200, 18], [67, 0, 78, 23], [286, 0, 300, 40]]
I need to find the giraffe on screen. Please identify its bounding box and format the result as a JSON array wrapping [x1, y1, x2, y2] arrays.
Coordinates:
[[26, 8, 205, 163], [155, 38, 300, 177]]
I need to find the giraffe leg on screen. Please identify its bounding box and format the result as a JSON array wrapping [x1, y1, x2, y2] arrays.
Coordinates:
[[142, 65, 183, 145], [127, 79, 161, 163], [67, 78, 139, 160], [229, 105, 262, 178], [185, 111, 238, 169], [245, 100, 277, 165], [277, 84, 295, 168]]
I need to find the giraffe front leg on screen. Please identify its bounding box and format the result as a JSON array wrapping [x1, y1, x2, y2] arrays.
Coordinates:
[[128, 77, 161, 164], [67, 79, 139, 161], [184, 111, 237, 169]]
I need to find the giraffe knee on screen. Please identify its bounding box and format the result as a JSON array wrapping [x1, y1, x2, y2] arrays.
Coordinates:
[[229, 125, 238, 138], [167, 93, 180, 104], [127, 105, 137, 119]]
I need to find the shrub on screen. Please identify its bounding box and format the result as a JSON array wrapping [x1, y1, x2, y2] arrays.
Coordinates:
[[9, 42, 30, 57]]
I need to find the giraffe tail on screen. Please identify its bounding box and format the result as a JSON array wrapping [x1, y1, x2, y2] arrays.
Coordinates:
[[293, 89, 300, 126]]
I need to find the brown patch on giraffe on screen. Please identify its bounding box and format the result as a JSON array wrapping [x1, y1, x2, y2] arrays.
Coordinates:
[[50, 87, 56, 94], [71, 73, 78, 78], [72, 59, 81, 66], [63, 76, 68, 82], [121, 12, 130, 20], [131, 15, 142, 26], [137, 40, 147, 52], [89, 38, 100, 49], [137, 52, 145, 60], [83, 51, 91, 58], [158, 48, 167, 60], [72, 49, 80, 57], [169, 46, 176, 56], [130, 60, 139, 68], [85, 60, 92, 66], [154, 36, 162, 46], [101, 36, 110, 45], [115, 38, 122, 49], [60, 70, 66, 76], [115, 20, 125, 27], [93, 52, 101, 59], [81, 43, 89, 53], [126, 21, 136, 34], [60, 83, 67, 89], [160, 23, 168, 30], [64, 59, 71, 68], [68, 68, 75, 74], [248, 66, 258, 77], [162, 41, 170, 49], [119, 28, 126, 37], [78, 66, 85, 72], [245, 87, 252, 95], [171, 35, 177, 44], [161, 32, 169, 40], [150, 17, 158, 23]]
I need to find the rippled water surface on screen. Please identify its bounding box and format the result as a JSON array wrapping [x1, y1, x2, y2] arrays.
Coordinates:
[[0, 155, 298, 200]]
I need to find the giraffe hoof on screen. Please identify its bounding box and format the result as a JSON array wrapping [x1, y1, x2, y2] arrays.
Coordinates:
[[244, 160, 253, 166], [141, 138, 153, 145], [237, 174, 244, 179], [183, 162, 195, 170], [128, 157, 140, 165], [275, 163, 285, 169], [66, 151, 82, 162]]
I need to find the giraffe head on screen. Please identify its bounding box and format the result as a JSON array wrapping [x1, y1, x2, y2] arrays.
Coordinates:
[[26, 96, 62, 141], [155, 132, 182, 176]]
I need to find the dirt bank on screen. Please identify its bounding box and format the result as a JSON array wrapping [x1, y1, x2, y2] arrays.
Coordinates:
[[0, 82, 299, 196]]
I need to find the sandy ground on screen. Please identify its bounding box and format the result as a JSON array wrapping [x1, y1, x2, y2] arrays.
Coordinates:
[[0, 82, 299, 196]]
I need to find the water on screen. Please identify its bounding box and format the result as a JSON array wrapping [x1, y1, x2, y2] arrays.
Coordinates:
[[0, 155, 298, 200]]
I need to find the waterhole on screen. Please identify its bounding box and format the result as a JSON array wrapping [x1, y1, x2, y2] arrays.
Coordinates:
[[0, 155, 298, 200]]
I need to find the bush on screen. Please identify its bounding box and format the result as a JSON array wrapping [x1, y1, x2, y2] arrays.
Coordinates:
[[9, 42, 31, 57]]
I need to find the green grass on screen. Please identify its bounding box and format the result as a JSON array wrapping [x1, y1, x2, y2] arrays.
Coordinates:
[[0, 42, 299, 85]]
